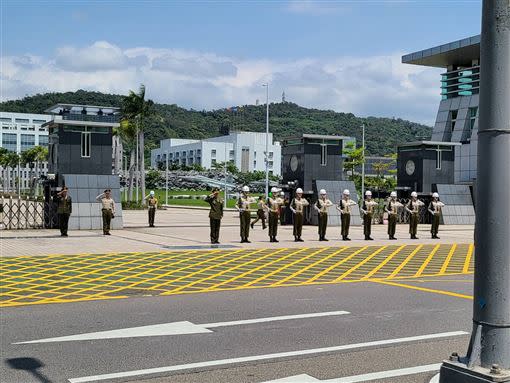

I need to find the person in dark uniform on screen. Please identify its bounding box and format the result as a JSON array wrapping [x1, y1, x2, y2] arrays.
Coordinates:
[[290, 188, 309, 242], [360, 190, 377, 240], [96, 189, 115, 235], [314, 189, 333, 241], [236, 186, 256, 243], [385, 191, 402, 240], [405, 191, 424, 239], [336, 189, 356, 241], [144, 190, 158, 227], [54, 186, 72, 237], [428, 192, 445, 239], [251, 196, 267, 229], [279, 191, 288, 225], [267, 187, 284, 242], [205, 188, 224, 244]]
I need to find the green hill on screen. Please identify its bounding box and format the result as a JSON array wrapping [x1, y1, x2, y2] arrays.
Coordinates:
[[0, 89, 431, 156]]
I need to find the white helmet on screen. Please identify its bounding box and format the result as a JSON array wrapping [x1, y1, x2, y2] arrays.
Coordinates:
[[343, 189, 350, 195], [319, 189, 326, 195], [296, 188, 303, 194], [271, 187, 278, 193], [280, 191, 285, 196], [411, 191, 418, 198], [390, 191, 397, 198], [432, 192, 439, 198], [150, 190, 155, 196], [242, 186, 250, 192], [365, 190, 372, 196]]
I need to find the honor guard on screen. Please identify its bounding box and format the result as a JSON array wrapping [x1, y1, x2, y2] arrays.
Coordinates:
[[96, 189, 116, 235], [336, 189, 357, 241], [428, 192, 445, 239], [54, 186, 72, 237], [205, 188, 224, 244], [314, 189, 333, 241], [236, 186, 256, 243], [405, 191, 425, 239], [361, 190, 377, 240], [251, 196, 267, 230], [267, 187, 284, 242], [279, 191, 288, 225], [290, 188, 309, 242], [385, 191, 403, 240], [145, 190, 158, 227]]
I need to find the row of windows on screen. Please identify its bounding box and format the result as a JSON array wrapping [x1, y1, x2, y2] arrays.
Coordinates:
[[0, 117, 48, 124], [1, 133, 49, 151], [448, 107, 478, 134]]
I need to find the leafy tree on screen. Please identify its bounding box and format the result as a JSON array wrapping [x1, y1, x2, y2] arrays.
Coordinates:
[[118, 118, 138, 201], [0, 151, 20, 194], [145, 169, 163, 190], [343, 142, 364, 179]]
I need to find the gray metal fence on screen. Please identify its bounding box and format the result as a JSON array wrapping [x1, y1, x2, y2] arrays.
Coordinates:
[[0, 197, 57, 230]]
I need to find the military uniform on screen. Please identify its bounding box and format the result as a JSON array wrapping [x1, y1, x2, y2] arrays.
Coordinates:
[[267, 196, 284, 242], [251, 200, 267, 229], [291, 197, 309, 241], [236, 195, 255, 242], [385, 199, 402, 239], [429, 200, 445, 239], [96, 193, 115, 235], [406, 199, 425, 239], [146, 196, 158, 227], [361, 200, 377, 240], [338, 198, 356, 240], [205, 193, 224, 243], [315, 198, 333, 241], [54, 193, 72, 236]]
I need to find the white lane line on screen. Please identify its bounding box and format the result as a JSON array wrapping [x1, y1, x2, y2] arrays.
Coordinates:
[[324, 363, 441, 382], [15, 311, 350, 344], [430, 373, 440, 383], [263, 374, 320, 382], [68, 331, 467, 383]]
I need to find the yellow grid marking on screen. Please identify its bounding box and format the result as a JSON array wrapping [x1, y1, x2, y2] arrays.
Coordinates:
[[414, 244, 441, 277], [373, 280, 473, 300], [0, 243, 474, 307], [439, 244, 458, 274]]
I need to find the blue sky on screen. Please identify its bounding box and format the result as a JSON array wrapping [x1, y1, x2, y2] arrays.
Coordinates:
[[1, 0, 482, 124]]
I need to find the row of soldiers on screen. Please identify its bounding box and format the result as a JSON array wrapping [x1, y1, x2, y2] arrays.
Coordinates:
[[204, 186, 445, 244]]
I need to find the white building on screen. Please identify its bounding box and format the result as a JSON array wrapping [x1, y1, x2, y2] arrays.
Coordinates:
[[151, 132, 282, 176], [1, 112, 52, 191]]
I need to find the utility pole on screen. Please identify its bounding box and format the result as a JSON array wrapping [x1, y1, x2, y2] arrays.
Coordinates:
[[165, 151, 169, 206], [361, 123, 365, 199], [263, 83, 270, 199], [224, 142, 228, 209], [439, 1, 510, 382]]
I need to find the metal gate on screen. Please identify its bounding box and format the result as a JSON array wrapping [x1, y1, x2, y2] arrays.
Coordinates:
[[0, 197, 57, 230]]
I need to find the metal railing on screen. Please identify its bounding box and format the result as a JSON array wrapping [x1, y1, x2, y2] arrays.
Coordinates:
[[0, 196, 57, 230]]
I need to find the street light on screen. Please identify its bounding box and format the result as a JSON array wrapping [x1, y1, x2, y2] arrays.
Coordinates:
[[165, 151, 169, 206], [262, 83, 269, 199], [361, 123, 365, 199]]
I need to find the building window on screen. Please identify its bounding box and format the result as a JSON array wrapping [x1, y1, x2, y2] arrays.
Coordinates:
[[20, 134, 35, 151], [15, 118, 29, 123], [268, 161, 274, 169], [81, 132, 91, 157], [449, 110, 458, 132], [469, 107, 478, 132], [0, 117, 12, 122], [182, 151, 186, 158], [2, 133, 17, 151], [32, 119, 47, 124], [320, 144, 327, 166], [211, 149, 216, 157], [189, 150, 194, 156], [268, 151, 274, 159], [229, 150, 235, 158], [253, 160, 257, 167], [436, 150, 442, 170], [38, 135, 49, 147], [211, 159, 217, 166]]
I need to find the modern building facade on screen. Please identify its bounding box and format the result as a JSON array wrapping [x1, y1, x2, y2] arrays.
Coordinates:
[[151, 131, 282, 176], [402, 35, 480, 187]]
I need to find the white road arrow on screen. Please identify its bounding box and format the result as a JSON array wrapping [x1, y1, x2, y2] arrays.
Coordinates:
[[14, 310, 350, 344]]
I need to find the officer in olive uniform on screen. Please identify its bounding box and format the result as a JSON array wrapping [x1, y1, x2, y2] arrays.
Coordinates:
[[279, 191, 288, 225], [336, 189, 356, 241], [267, 187, 284, 242], [96, 189, 116, 235], [145, 190, 158, 227], [205, 188, 224, 244], [54, 186, 72, 237], [314, 189, 333, 241], [385, 191, 403, 240], [428, 192, 445, 239], [236, 186, 256, 243], [405, 191, 425, 239], [251, 196, 267, 229], [290, 188, 309, 242], [361, 190, 377, 240]]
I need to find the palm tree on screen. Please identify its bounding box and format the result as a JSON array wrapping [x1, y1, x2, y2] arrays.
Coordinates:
[[0, 148, 8, 192], [118, 119, 138, 201], [122, 84, 154, 204]]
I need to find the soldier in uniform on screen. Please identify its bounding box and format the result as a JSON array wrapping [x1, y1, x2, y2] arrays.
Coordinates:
[[54, 186, 72, 237], [144, 190, 158, 227], [405, 191, 425, 239], [236, 186, 256, 243], [267, 187, 284, 242], [279, 191, 288, 225], [385, 191, 402, 240], [314, 189, 333, 241], [251, 196, 267, 230], [428, 192, 445, 239], [205, 188, 224, 244], [360, 190, 377, 240], [96, 189, 116, 235], [290, 188, 309, 242], [336, 189, 356, 241]]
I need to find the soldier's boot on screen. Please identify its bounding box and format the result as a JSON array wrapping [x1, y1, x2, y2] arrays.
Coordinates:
[[298, 237, 304, 242], [273, 237, 279, 243]]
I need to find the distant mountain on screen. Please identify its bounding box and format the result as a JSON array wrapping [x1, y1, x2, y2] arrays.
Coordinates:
[[0, 90, 431, 156]]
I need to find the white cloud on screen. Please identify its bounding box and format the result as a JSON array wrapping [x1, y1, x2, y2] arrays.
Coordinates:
[[0, 41, 442, 125]]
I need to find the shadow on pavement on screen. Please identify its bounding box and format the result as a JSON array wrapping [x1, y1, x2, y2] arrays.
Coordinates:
[[5, 357, 53, 383]]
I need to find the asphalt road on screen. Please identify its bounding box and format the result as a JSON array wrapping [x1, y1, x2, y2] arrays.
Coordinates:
[[1, 274, 473, 383]]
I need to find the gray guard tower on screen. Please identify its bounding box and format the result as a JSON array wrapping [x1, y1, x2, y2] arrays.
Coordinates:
[[281, 134, 360, 226], [43, 104, 123, 230]]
